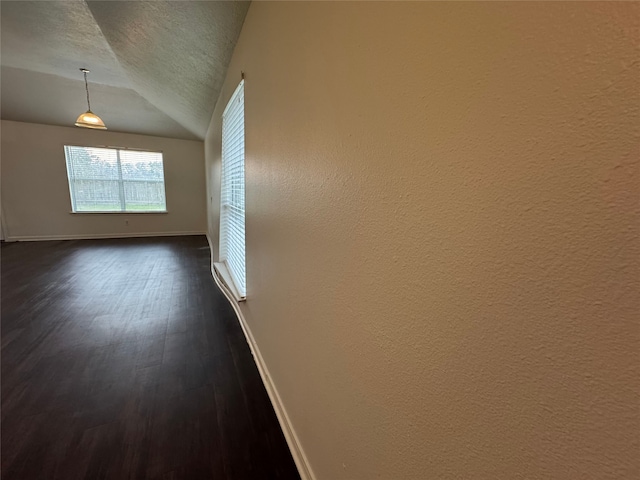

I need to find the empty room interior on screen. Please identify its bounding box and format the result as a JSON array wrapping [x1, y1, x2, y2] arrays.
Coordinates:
[[1, 2, 638, 479]]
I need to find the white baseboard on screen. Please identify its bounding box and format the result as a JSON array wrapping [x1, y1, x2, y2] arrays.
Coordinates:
[[205, 234, 315, 480], [4, 231, 206, 242]]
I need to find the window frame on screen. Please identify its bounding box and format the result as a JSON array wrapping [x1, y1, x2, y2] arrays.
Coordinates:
[[64, 145, 168, 214], [217, 79, 246, 301]]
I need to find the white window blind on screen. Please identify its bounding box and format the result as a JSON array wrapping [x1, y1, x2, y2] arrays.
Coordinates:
[[64, 146, 166, 213], [219, 80, 246, 299]]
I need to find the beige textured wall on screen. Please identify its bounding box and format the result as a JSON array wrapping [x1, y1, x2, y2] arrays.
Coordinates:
[[205, 2, 639, 479], [1, 120, 206, 240]]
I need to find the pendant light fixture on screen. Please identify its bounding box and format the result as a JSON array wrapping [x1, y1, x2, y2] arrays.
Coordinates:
[[75, 68, 107, 130]]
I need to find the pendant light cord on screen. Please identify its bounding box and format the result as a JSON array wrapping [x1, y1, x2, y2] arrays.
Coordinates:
[[83, 70, 91, 112]]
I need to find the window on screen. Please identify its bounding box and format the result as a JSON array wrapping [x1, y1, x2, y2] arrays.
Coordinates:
[[219, 80, 246, 299], [64, 146, 167, 213]]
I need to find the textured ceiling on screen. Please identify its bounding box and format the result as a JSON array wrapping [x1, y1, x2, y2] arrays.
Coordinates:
[[1, 1, 250, 140]]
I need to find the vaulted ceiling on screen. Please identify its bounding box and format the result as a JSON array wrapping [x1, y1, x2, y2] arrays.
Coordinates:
[[1, 1, 250, 140]]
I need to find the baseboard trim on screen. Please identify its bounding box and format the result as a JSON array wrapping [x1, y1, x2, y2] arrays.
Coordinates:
[[205, 234, 315, 480], [4, 231, 206, 242]]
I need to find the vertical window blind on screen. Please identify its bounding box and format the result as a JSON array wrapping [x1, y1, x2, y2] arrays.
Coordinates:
[[64, 145, 166, 212], [219, 80, 246, 299]]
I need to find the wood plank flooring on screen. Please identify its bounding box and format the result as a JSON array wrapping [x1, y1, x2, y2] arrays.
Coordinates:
[[1, 236, 300, 480]]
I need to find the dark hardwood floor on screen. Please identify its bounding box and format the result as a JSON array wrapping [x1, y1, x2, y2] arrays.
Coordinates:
[[1, 235, 300, 480]]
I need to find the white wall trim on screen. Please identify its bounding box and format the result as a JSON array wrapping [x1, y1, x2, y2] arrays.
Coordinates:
[[205, 234, 315, 480], [5, 231, 206, 242]]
